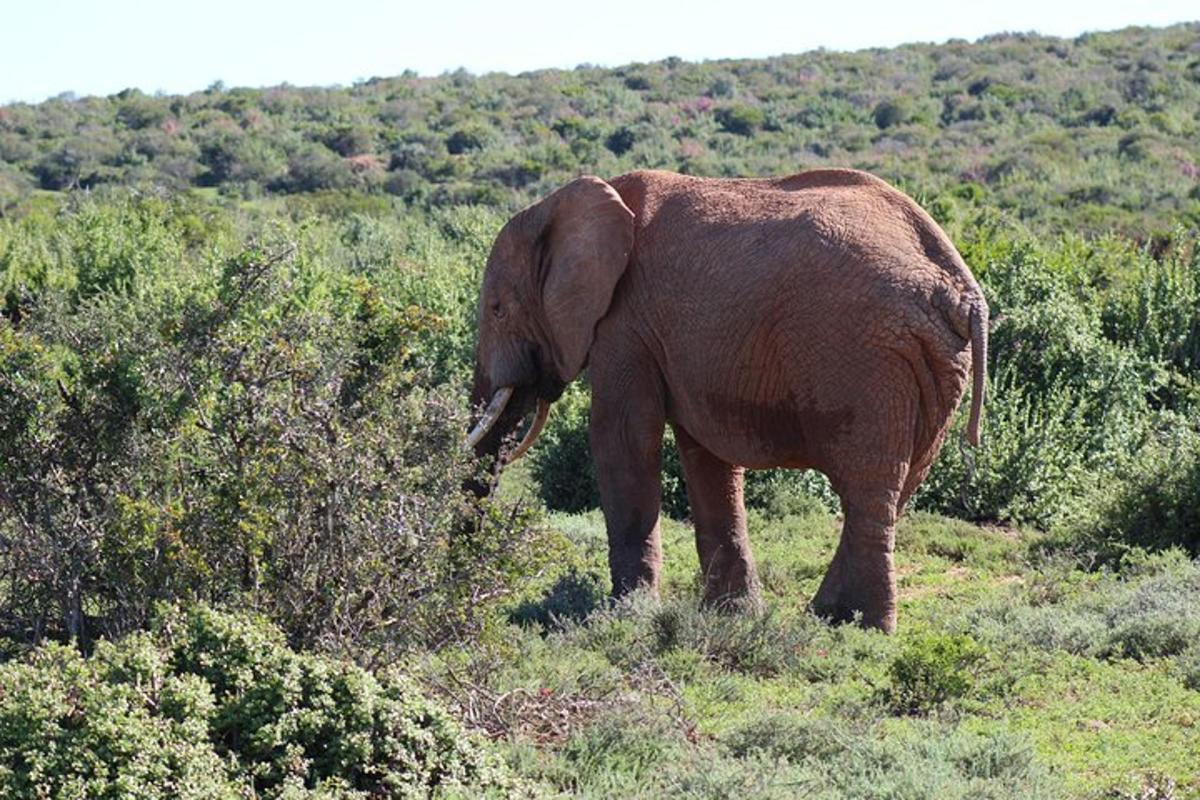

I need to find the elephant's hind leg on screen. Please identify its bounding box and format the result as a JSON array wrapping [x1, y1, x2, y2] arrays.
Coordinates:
[[672, 425, 761, 611], [809, 353, 922, 633], [810, 478, 904, 633]]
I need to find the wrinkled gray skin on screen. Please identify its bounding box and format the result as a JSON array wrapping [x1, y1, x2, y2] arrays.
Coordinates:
[[469, 169, 987, 633]]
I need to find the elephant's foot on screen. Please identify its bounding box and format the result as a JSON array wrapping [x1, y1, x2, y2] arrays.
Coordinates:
[[609, 550, 663, 600], [810, 546, 897, 633], [610, 575, 660, 600], [605, 517, 664, 601], [700, 556, 763, 613], [702, 590, 763, 615]]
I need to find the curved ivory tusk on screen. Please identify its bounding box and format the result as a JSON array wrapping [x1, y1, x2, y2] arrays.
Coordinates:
[[465, 386, 514, 449], [506, 399, 551, 463]]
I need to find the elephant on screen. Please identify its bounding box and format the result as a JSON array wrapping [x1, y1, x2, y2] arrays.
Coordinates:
[[466, 168, 987, 633]]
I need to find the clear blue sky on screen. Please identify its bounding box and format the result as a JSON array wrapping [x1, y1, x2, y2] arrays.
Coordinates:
[[2, 0, 1196, 104]]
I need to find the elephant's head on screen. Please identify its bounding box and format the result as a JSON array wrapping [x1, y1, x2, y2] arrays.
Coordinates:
[[466, 176, 634, 471]]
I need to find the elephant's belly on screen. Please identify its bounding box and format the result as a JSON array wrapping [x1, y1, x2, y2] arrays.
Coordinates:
[[661, 305, 904, 472], [671, 388, 858, 471]]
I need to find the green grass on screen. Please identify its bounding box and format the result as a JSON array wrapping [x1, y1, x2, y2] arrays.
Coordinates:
[[424, 506, 1200, 798]]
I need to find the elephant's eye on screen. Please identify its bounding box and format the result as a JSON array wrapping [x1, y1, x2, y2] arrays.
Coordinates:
[[491, 302, 506, 319]]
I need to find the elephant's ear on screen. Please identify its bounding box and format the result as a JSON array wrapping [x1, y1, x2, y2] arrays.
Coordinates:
[[539, 176, 635, 382]]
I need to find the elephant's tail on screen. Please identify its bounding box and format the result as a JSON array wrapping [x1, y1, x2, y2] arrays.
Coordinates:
[[966, 295, 988, 447]]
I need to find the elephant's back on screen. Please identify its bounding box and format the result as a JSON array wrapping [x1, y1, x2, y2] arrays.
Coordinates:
[[614, 168, 942, 270], [612, 168, 979, 339]]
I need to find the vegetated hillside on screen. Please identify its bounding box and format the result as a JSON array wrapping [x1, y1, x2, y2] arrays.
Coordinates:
[[4, 23, 1200, 800], [1, 23, 1199, 233]]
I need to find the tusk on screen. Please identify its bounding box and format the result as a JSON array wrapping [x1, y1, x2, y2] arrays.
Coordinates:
[[465, 386, 514, 449], [506, 399, 551, 463]]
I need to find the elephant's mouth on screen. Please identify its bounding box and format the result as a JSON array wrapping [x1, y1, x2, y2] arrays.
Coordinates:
[[467, 384, 547, 463]]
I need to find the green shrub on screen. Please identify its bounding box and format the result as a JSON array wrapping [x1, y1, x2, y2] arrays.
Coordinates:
[[968, 601, 1110, 657], [915, 375, 1095, 527], [744, 469, 840, 518], [604, 127, 636, 156], [886, 632, 983, 714], [558, 594, 833, 679], [714, 105, 765, 136], [873, 97, 913, 129], [278, 143, 354, 192], [646, 603, 813, 677], [1175, 644, 1200, 691], [199, 134, 287, 187], [718, 715, 1053, 798], [1057, 428, 1200, 558], [831, 723, 1051, 798], [916, 232, 1187, 530], [0, 639, 238, 798], [722, 713, 850, 762], [898, 511, 1022, 568], [1099, 556, 1200, 660], [0, 194, 549, 658], [529, 384, 599, 514], [0, 605, 514, 799], [1101, 236, 1200, 394], [0, 164, 31, 216], [446, 126, 490, 155]]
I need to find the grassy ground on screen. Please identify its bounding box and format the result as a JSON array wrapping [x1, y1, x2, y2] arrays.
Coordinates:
[[423, 497, 1200, 798]]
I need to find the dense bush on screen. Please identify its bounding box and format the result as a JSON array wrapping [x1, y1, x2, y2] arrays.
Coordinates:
[[1058, 428, 1200, 558], [0, 605, 515, 798], [527, 384, 602, 515], [714, 105, 765, 136], [0, 165, 31, 215], [2, 23, 1199, 235], [917, 229, 1200, 534], [0, 192, 552, 658]]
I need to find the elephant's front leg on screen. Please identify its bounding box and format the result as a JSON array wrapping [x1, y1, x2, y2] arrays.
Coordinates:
[[672, 424, 761, 610], [590, 373, 668, 597]]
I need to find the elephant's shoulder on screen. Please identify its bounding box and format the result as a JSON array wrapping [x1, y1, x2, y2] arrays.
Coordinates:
[[608, 170, 691, 217]]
